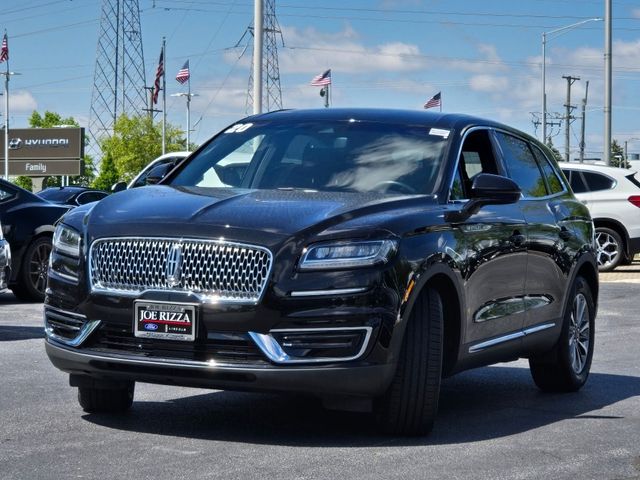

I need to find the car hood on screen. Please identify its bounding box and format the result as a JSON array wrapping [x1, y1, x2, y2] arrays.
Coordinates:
[[82, 186, 435, 247]]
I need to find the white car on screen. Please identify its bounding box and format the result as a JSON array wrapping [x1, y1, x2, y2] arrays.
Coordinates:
[[560, 162, 640, 271]]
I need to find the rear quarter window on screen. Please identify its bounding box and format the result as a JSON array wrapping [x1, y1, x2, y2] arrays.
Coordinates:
[[582, 172, 615, 191]]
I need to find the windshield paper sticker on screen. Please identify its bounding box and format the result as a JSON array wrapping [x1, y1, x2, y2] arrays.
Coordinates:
[[224, 123, 253, 133], [429, 128, 450, 139]]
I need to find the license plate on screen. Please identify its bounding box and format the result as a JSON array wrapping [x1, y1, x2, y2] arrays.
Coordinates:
[[134, 301, 197, 341]]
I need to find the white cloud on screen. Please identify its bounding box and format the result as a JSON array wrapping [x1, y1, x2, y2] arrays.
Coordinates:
[[9, 90, 37, 112], [469, 74, 509, 93], [445, 43, 508, 73], [273, 26, 427, 75]]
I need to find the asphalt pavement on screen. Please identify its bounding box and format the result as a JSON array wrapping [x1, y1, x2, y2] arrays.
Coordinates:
[[0, 270, 639, 480]]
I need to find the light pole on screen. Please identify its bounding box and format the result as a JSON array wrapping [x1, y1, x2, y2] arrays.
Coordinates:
[[541, 18, 601, 145], [171, 92, 198, 151], [1, 70, 21, 180], [624, 138, 639, 168]]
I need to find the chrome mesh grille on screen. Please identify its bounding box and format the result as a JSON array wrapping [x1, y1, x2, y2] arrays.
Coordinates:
[[89, 238, 272, 303]]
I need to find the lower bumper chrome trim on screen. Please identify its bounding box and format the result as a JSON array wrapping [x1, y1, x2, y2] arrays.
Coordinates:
[[289, 287, 367, 297], [249, 326, 373, 364]]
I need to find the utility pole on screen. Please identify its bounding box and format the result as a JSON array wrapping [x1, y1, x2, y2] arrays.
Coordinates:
[[142, 86, 161, 119], [579, 80, 589, 163], [604, 0, 612, 165], [563, 75, 580, 162]]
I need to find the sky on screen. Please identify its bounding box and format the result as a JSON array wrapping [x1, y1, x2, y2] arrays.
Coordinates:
[[2, 0, 640, 161]]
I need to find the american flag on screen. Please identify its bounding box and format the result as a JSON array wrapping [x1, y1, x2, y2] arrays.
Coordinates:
[[310, 69, 331, 86], [423, 92, 441, 110], [0, 33, 8, 63], [152, 47, 164, 104], [176, 60, 190, 84]]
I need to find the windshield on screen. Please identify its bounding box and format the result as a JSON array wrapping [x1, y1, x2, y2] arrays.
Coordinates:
[[170, 120, 449, 195]]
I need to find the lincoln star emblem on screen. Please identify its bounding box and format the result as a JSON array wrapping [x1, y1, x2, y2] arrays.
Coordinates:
[[165, 244, 183, 287]]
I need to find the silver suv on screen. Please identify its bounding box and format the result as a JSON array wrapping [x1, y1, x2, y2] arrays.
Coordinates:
[[560, 162, 640, 271]]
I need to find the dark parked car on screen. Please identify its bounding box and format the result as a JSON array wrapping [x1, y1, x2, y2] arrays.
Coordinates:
[[44, 109, 598, 435], [0, 179, 69, 301], [37, 186, 109, 207]]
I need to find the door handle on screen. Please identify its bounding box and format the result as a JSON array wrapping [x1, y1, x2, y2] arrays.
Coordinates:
[[509, 232, 526, 246], [559, 227, 574, 241]]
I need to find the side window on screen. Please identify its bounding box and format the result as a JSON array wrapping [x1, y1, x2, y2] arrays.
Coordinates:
[[563, 170, 588, 193], [495, 132, 547, 198], [0, 185, 15, 202], [582, 172, 615, 191], [453, 129, 500, 199], [531, 145, 564, 194]]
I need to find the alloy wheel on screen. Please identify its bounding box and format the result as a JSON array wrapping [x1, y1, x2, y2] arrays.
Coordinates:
[[28, 241, 52, 295], [595, 230, 620, 269], [568, 292, 590, 374]]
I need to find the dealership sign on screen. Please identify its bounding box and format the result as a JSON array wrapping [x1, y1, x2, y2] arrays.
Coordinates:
[[0, 127, 85, 176]]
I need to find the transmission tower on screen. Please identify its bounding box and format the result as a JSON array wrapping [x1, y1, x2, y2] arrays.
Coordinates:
[[245, 0, 284, 113], [88, 0, 147, 156]]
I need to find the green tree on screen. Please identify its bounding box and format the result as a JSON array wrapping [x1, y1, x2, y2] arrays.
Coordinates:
[[610, 139, 627, 168], [92, 152, 119, 191], [13, 176, 33, 191], [545, 139, 564, 163], [99, 114, 185, 182]]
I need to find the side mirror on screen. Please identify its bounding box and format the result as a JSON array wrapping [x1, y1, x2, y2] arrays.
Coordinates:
[[111, 181, 127, 193], [146, 163, 173, 185], [469, 173, 521, 204], [446, 173, 521, 222]]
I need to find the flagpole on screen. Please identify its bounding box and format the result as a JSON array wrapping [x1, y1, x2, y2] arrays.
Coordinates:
[[3, 33, 9, 180], [186, 69, 191, 150], [3, 63, 8, 180], [161, 36, 166, 155]]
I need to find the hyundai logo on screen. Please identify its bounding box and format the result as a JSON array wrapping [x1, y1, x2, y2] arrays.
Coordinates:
[[144, 323, 159, 331], [166, 244, 183, 287], [8, 138, 22, 150]]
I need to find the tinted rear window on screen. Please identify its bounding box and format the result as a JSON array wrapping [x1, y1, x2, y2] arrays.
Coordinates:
[[38, 189, 76, 202], [582, 172, 615, 191]]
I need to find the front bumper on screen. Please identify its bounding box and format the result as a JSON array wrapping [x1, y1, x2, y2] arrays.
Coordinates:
[[45, 339, 396, 396]]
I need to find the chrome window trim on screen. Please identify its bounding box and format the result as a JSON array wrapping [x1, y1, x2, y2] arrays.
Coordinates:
[[249, 326, 373, 364], [88, 236, 273, 305], [468, 322, 555, 353], [290, 287, 368, 297]]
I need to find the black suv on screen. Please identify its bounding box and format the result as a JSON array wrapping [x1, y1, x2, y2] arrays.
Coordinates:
[[44, 109, 598, 435]]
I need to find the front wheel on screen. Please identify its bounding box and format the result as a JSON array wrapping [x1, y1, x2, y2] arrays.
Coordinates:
[[375, 287, 443, 436], [529, 276, 595, 392]]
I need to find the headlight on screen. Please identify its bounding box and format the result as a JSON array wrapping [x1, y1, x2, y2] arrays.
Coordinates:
[[53, 224, 81, 258], [0, 220, 4, 240], [299, 239, 398, 270]]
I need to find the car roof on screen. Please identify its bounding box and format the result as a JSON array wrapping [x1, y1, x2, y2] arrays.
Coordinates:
[[558, 162, 638, 177], [243, 108, 532, 140]]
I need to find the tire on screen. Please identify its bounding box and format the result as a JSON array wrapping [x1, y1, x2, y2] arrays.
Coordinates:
[[14, 236, 52, 302], [78, 382, 135, 413], [375, 287, 443, 436], [594, 227, 623, 272], [529, 276, 595, 392]]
